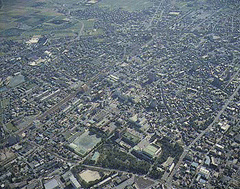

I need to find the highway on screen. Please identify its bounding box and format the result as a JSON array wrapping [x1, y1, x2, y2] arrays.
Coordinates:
[[166, 83, 240, 186]]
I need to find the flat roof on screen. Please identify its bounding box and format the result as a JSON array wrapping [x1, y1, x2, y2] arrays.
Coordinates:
[[91, 152, 100, 161], [123, 132, 140, 144], [142, 144, 159, 158], [44, 179, 59, 189]]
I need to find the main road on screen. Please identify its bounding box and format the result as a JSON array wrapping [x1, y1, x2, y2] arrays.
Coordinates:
[[16, 68, 108, 136], [165, 83, 240, 186]]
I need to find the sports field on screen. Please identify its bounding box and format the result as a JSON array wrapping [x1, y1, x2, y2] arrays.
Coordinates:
[[69, 130, 101, 156]]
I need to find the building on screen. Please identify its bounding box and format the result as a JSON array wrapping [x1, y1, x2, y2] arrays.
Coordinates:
[[44, 179, 61, 189], [142, 144, 161, 159], [122, 132, 140, 146], [199, 167, 210, 179], [62, 171, 81, 189]]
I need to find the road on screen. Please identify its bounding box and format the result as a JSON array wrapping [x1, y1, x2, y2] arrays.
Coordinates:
[[84, 164, 158, 189], [223, 67, 240, 90], [190, 8, 224, 32], [16, 69, 108, 136], [76, 21, 84, 40], [146, 0, 165, 30], [83, 164, 134, 175], [68, 18, 84, 42], [189, 135, 223, 187], [166, 83, 240, 186], [27, 139, 74, 163], [83, 164, 157, 184]]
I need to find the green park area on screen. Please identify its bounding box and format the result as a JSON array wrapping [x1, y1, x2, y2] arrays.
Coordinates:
[[93, 141, 151, 174]]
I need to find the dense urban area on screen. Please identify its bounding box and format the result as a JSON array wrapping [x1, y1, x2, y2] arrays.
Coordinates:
[[0, 0, 240, 188]]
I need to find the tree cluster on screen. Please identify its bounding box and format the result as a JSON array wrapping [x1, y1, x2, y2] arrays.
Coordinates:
[[95, 145, 151, 175]]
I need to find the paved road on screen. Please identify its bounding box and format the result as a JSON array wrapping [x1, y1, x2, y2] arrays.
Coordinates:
[[83, 164, 135, 175], [146, 0, 163, 30], [190, 8, 224, 32], [76, 21, 84, 40], [83, 164, 157, 189], [189, 135, 223, 187], [166, 83, 240, 186], [16, 69, 108, 136], [223, 67, 240, 90]]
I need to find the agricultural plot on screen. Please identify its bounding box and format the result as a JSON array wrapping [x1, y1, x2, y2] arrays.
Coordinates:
[[0, 0, 64, 38], [98, 0, 152, 12]]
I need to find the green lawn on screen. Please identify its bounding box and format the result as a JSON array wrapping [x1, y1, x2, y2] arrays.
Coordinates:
[[6, 122, 18, 132]]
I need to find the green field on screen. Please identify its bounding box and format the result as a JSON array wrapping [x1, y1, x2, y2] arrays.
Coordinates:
[[0, 0, 109, 39], [1, 98, 10, 109], [84, 29, 104, 36], [98, 0, 152, 11], [6, 122, 18, 132], [53, 31, 76, 38], [0, 0, 65, 38], [81, 19, 95, 30]]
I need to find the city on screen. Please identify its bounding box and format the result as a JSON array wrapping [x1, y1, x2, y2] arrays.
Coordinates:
[[0, 0, 239, 188]]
